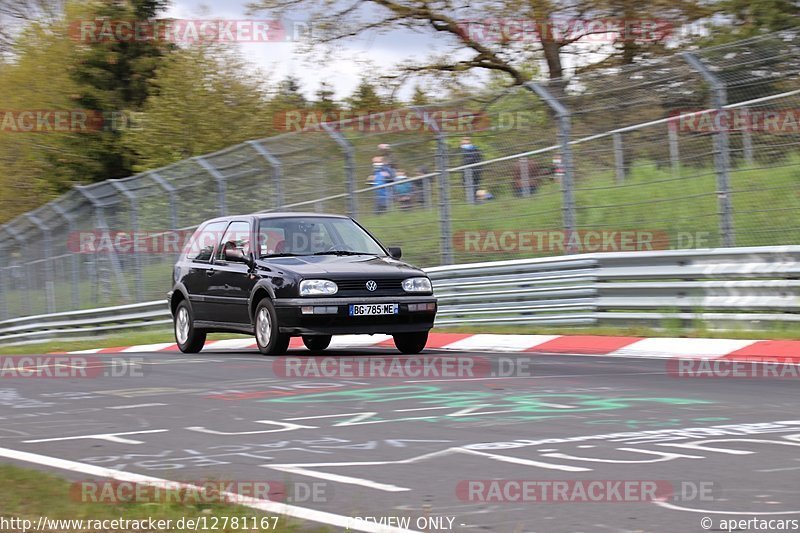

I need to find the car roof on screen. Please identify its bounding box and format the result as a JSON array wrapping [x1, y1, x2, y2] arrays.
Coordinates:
[[200, 212, 351, 225]]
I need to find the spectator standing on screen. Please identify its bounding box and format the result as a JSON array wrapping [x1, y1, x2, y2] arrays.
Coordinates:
[[460, 136, 483, 202]]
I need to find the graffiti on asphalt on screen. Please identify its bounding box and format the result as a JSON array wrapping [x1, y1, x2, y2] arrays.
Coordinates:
[[259, 385, 712, 424], [79, 438, 453, 470]]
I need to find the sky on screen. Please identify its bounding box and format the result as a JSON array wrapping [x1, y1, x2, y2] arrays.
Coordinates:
[[163, 0, 464, 101]]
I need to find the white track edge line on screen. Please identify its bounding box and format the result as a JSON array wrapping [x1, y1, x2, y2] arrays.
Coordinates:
[[0, 446, 419, 533]]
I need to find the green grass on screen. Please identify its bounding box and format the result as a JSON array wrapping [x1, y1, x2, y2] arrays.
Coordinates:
[[359, 156, 800, 267], [0, 464, 323, 532]]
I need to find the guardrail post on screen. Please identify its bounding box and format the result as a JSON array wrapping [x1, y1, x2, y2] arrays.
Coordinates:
[[76, 186, 131, 304], [613, 132, 625, 184], [683, 52, 734, 247], [51, 203, 81, 310], [526, 82, 577, 253], [668, 124, 680, 178], [247, 141, 284, 209], [321, 123, 357, 218], [150, 171, 179, 231], [25, 215, 56, 313], [109, 180, 144, 302], [413, 107, 453, 265], [194, 157, 227, 217]]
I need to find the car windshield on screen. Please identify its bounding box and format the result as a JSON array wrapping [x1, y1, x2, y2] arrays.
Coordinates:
[[257, 216, 387, 257]]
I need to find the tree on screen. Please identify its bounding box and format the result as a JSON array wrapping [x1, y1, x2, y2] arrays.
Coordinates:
[[410, 84, 430, 106], [345, 77, 386, 112], [247, 0, 712, 85], [123, 44, 271, 170], [66, 0, 173, 182], [313, 80, 340, 113], [0, 0, 63, 54]]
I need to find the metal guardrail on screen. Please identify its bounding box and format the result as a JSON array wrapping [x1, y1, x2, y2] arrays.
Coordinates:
[[0, 245, 798, 345]]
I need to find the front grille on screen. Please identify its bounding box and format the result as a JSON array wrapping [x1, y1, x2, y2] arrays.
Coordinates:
[[333, 278, 405, 295]]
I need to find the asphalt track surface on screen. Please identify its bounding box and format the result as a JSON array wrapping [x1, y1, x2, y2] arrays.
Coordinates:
[[1, 346, 799, 533]]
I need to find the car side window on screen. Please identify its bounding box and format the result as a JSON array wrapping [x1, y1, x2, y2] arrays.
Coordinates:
[[216, 221, 251, 261], [184, 221, 227, 263]]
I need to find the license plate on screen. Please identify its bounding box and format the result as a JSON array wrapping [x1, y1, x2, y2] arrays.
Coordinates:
[[349, 303, 399, 316]]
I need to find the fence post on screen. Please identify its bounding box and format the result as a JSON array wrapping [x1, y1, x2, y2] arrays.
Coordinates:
[[413, 107, 453, 265], [51, 203, 81, 310], [613, 132, 625, 184], [526, 82, 577, 253], [150, 171, 179, 231], [668, 124, 680, 178], [0, 244, 7, 320], [1, 225, 30, 317], [25, 215, 56, 314], [76, 186, 131, 304], [321, 123, 357, 219], [247, 141, 284, 210], [683, 52, 734, 247], [194, 157, 227, 217], [109, 180, 144, 302]]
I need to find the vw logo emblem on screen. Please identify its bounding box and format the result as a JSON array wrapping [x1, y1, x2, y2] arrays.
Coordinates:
[[365, 280, 378, 291]]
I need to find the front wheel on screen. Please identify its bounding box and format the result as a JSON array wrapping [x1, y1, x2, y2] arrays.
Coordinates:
[[174, 301, 206, 353], [393, 331, 429, 354], [303, 335, 332, 352], [254, 299, 290, 355]]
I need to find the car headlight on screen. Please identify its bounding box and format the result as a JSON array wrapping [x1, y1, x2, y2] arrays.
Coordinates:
[[300, 279, 338, 296], [402, 277, 432, 293]]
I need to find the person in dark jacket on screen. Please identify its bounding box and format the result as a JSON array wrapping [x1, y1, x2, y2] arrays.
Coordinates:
[[460, 136, 483, 201]]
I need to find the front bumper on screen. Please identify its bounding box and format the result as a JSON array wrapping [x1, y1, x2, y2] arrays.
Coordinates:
[[274, 295, 437, 335]]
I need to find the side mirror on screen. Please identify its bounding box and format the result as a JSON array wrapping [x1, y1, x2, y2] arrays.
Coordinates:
[[387, 247, 402, 259], [224, 246, 246, 262], [225, 247, 257, 268]]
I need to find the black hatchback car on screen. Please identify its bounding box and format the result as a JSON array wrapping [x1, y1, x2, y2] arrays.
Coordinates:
[[168, 213, 437, 355]]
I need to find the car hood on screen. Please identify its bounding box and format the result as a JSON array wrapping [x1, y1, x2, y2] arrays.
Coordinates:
[[256, 254, 426, 278]]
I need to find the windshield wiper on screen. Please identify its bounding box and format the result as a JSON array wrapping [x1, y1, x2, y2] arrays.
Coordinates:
[[311, 250, 378, 256], [261, 252, 308, 258]]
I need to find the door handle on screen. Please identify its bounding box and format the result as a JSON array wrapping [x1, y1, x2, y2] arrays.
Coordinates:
[[206, 269, 215, 276]]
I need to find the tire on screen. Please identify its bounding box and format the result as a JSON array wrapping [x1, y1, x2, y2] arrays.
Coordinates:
[[174, 300, 206, 353], [254, 298, 290, 355], [393, 331, 429, 354], [302, 335, 332, 352]]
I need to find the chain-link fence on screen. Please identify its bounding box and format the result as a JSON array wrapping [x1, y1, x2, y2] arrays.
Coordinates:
[[1, 28, 799, 320]]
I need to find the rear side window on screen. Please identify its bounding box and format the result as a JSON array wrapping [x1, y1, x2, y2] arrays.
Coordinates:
[[184, 221, 227, 262]]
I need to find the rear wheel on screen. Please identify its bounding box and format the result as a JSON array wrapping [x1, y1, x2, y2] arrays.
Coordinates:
[[254, 299, 290, 355], [393, 331, 429, 354], [302, 335, 332, 351], [174, 300, 206, 353]]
